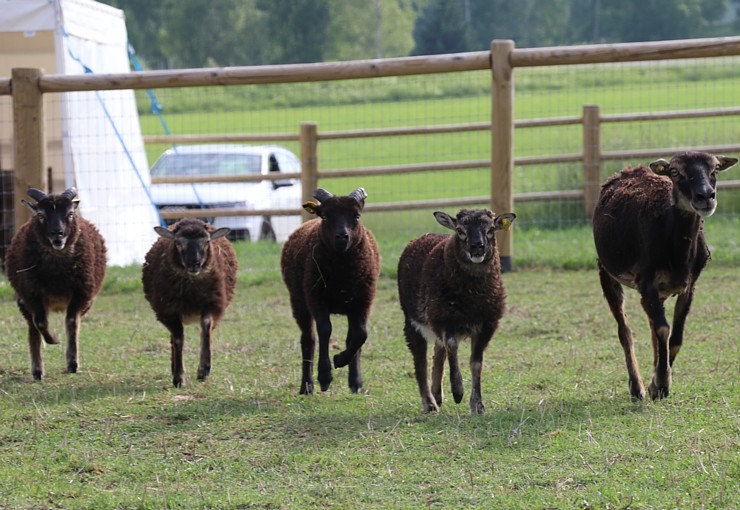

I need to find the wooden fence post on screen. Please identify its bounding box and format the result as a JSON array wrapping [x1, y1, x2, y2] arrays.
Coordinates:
[[491, 40, 515, 272], [300, 122, 318, 223], [12, 68, 47, 229], [583, 104, 601, 218]]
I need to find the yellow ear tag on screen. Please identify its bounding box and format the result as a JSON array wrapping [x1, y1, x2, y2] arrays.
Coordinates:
[[500, 217, 512, 231]]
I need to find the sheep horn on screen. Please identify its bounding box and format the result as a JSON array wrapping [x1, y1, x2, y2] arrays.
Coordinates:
[[312, 188, 334, 202], [26, 188, 47, 203], [349, 188, 367, 203], [60, 187, 80, 202]]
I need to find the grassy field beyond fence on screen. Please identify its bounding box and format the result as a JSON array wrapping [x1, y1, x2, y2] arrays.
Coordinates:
[[0, 263, 737, 508]]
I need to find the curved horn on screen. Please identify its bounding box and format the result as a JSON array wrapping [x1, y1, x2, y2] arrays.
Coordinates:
[[26, 188, 47, 203], [60, 187, 79, 202], [312, 188, 334, 202], [349, 188, 367, 203]]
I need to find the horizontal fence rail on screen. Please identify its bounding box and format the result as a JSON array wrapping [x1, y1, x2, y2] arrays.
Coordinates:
[[4, 36, 740, 268]]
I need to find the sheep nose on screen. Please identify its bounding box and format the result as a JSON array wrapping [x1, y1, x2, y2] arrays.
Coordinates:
[[336, 232, 349, 241], [695, 190, 716, 201]]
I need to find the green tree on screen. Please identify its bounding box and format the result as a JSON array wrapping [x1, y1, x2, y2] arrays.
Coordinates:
[[412, 0, 473, 55], [257, 0, 331, 64], [597, 0, 732, 42], [324, 0, 418, 61]]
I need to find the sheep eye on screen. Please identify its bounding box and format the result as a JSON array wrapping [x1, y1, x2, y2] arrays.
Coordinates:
[[669, 168, 679, 178], [455, 228, 467, 239]]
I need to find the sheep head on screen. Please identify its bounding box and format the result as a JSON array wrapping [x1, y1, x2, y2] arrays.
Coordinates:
[[22, 187, 80, 250], [649, 152, 737, 217], [434, 209, 516, 264], [154, 219, 230, 275], [303, 188, 368, 253]]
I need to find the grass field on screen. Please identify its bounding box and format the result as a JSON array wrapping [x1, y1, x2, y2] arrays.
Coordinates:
[[0, 262, 737, 508]]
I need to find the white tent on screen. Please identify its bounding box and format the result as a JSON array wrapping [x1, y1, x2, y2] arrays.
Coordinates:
[[0, 0, 159, 266]]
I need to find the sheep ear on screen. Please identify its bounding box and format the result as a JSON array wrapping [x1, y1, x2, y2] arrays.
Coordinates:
[[717, 156, 738, 172], [154, 226, 174, 239], [433, 211, 456, 230], [649, 159, 670, 175], [21, 199, 38, 214], [210, 227, 231, 240], [303, 201, 321, 216], [494, 213, 516, 231]]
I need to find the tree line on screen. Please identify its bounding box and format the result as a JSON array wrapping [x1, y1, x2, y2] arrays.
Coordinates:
[[102, 0, 739, 69]]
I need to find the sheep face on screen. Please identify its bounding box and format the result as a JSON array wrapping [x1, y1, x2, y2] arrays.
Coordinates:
[[22, 187, 79, 251], [303, 188, 367, 253], [154, 221, 230, 275], [434, 209, 516, 264], [649, 152, 737, 217]]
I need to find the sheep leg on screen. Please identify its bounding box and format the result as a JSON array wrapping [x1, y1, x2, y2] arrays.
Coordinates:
[[640, 286, 671, 400], [669, 235, 708, 365], [292, 303, 316, 395], [431, 341, 446, 408], [27, 302, 59, 345], [64, 310, 81, 374], [403, 321, 438, 413], [27, 323, 44, 380], [197, 313, 214, 381], [333, 313, 368, 370], [445, 336, 464, 405], [598, 264, 645, 400], [17, 301, 45, 379], [163, 318, 186, 388], [469, 323, 495, 415], [315, 313, 333, 392], [336, 313, 367, 392]]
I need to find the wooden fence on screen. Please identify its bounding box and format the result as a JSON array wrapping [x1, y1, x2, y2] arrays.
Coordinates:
[[3, 36, 740, 269], [146, 104, 740, 218]]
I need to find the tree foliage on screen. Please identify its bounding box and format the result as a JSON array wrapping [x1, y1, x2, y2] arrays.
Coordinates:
[[102, 0, 737, 68]]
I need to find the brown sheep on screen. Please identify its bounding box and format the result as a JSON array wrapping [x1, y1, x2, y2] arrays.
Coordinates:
[[281, 188, 380, 395], [592, 151, 737, 400], [398, 209, 516, 414], [142, 218, 237, 388], [4, 187, 107, 380]]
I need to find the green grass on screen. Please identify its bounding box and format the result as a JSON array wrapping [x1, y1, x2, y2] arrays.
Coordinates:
[[0, 264, 737, 508]]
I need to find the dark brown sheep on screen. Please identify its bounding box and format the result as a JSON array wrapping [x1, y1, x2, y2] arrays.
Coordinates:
[[5, 187, 107, 380], [281, 188, 380, 395], [592, 151, 737, 400], [398, 209, 516, 414], [142, 218, 237, 388]]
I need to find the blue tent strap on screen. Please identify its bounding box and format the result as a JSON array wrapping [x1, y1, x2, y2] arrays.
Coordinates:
[[128, 44, 171, 136], [59, 25, 166, 226], [129, 44, 209, 212]]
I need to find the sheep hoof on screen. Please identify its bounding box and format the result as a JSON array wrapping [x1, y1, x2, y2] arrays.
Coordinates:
[[422, 398, 440, 413], [173, 378, 184, 388], [648, 381, 669, 400], [453, 391, 464, 404], [333, 351, 351, 369], [32, 370, 43, 381], [349, 384, 362, 394], [197, 369, 210, 381], [470, 399, 486, 415], [300, 382, 314, 395], [66, 362, 78, 374], [44, 334, 60, 345]]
